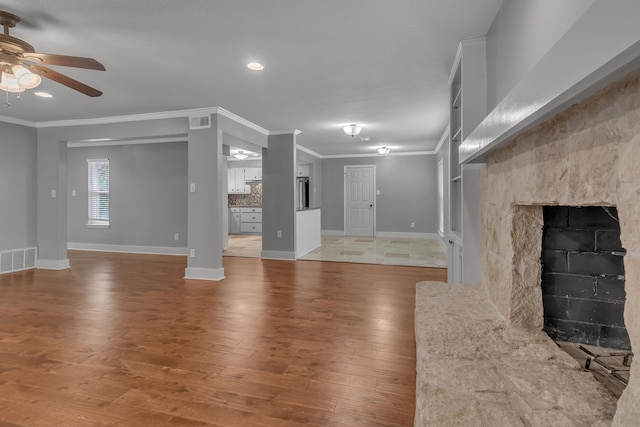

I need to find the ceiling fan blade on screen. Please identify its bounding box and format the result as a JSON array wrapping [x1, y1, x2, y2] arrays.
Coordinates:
[[22, 53, 105, 71], [25, 64, 103, 97]]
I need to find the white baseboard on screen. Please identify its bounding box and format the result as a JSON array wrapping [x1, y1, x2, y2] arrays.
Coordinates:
[[184, 267, 225, 281], [374, 232, 440, 239], [321, 230, 345, 236], [37, 259, 70, 270], [68, 242, 188, 256], [261, 250, 296, 260]]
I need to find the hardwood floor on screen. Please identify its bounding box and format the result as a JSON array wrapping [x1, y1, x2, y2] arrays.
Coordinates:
[[0, 251, 446, 426]]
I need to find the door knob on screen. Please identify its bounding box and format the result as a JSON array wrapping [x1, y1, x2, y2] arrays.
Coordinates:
[[369, 204, 373, 207]]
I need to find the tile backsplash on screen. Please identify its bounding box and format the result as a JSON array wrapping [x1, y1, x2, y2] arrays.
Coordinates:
[[228, 183, 262, 206]]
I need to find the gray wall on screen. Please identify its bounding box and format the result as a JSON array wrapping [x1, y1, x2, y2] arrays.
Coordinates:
[[67, 142, 188, 247], [321, 155, 438, 233], [0, 122, 37, 252], [262, 134, 296, 255], [486, 0, 596, 111]]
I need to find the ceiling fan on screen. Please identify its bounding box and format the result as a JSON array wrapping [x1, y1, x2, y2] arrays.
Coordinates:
[[0, 10, 104, 97]]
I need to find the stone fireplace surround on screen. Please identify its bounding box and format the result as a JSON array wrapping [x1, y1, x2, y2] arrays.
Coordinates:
[[482, 68, 640, 424]]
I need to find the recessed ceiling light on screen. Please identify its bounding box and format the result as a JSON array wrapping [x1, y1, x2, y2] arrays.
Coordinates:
[[360, 136, 371, 141], [247, 62, 264, 71], [34, 91, 53, 98]]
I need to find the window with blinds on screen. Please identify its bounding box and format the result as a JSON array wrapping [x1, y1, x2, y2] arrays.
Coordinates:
[[87, 159, 110, 227], [437, 159, 444, 236]]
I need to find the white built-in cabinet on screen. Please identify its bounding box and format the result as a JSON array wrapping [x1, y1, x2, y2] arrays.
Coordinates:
[[447, 38, 485, 284]]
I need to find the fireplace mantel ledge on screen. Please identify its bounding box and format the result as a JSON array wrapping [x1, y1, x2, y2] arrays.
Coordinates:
[[459, 0, 640, 164], [414, 281, 616, 426]]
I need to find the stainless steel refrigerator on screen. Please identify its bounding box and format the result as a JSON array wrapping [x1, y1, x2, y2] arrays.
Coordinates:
[[297, 177, 310, 210]]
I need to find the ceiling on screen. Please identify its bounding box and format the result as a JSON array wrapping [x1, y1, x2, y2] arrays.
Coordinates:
[[0, 0, 503, 156]]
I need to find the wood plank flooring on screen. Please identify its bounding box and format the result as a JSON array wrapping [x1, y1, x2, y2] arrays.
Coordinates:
[[0, 251, 446, 426]]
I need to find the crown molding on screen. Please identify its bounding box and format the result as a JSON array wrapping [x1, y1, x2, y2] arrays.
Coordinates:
[[34, 107, 217, 128], [215, 107, 269, 135], [322, 150, 436, 159], [67, 135, 188, 148], [296, 144, 323, 159], [20, 106, 269, 136], [434, 127, 450, 154], [269, 129, 302, 135], [0, 114, 37, 127]]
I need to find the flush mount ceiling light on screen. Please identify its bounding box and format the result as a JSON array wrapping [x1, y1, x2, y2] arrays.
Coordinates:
[[247, 62, 264, 71], [343, 124, 362, 137], [376, 147, 390, 155], [34, 91, 52, 98], [233, 151, 249, 160]]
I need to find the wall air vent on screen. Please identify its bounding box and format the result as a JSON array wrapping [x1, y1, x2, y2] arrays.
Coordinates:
[[0, 247, 37, 275], [189, 115, 211, 130]]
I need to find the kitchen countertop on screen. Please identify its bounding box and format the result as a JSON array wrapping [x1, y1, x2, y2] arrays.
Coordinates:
[[297, 207, 321, 212]]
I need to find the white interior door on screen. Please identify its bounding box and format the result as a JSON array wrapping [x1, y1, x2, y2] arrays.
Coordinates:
[[345, 166, 375, 236]]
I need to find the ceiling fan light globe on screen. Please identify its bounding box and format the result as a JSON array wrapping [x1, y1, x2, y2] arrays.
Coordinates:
[[377, 147, 390, 155], [0, 72, 24, 93], [13, 65, 41, 89]]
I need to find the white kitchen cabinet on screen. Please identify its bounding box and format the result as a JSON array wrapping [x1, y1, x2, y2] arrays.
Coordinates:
[[229, 207, 262, 234], [296, 165, 310, 177], [227, 169, 250, 194], [229, 208, 241, 233], [244, 168, 262, 181]]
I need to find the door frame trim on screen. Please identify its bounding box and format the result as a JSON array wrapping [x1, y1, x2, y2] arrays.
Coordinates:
[[343, 164, 377, 236]]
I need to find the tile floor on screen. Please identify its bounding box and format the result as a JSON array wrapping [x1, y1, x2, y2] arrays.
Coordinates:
[[224, 235, 447, 268]]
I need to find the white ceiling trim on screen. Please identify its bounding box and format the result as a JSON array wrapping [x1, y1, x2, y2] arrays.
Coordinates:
[[216, 107, 270, 135], [67, 135, 188, 148], [296, 144, 322, 158], [270, 129, 302, 136], [27, 106, 269, 135], [322, 151, 436, 159], [0, 114, 37, 127], [434, 127, 450, 154]]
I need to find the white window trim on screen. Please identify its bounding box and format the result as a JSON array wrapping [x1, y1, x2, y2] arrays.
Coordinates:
[[87, 158, 110, 229]]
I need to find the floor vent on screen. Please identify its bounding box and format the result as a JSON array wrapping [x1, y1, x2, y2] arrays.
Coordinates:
[[0, 247, 37, 275]]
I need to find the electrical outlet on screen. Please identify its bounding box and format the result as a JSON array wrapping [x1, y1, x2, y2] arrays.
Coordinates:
[[277, 230, 282, 238], [174, 233, 179, 241], [189, 249, 195, 257], [51, 189, 57, 198], [410, 222, 415, 228], [72, 190, 76, 196], [189, 183, 196, 192]]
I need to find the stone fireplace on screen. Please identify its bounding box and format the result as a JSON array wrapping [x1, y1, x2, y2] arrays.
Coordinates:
[[482, 69, 640, 424]]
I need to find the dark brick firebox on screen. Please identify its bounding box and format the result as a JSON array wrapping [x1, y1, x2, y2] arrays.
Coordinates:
[[541, 206, 630, 350]]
